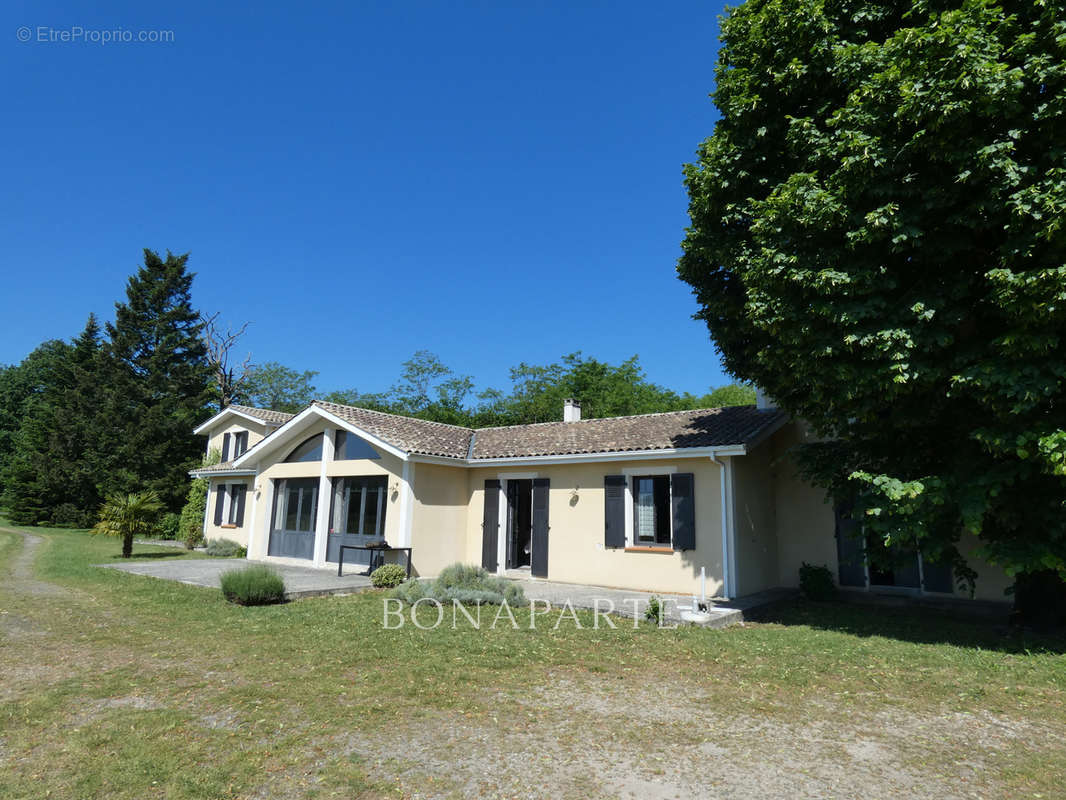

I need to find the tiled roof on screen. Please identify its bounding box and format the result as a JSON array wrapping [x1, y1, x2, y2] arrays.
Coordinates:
[[313, 401, 475, 459], [189, 459, 255, 476], [226, 404, 294, 426], [201, 401, 787, 470], [469, 406, 787, 459]]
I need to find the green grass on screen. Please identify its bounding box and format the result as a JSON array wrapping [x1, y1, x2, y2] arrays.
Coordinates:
[[1, 520, 1064, 798]]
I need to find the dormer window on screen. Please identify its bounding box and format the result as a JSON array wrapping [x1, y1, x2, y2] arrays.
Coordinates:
[[284, 434, 324, 463], [220, 431, 250, 462]]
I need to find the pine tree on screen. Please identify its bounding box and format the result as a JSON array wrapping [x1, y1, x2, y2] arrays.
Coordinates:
[[105, 249, 213, 510]]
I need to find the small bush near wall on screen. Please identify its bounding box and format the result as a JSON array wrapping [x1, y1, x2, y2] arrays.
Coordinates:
[[157, 512, 181, 540], [799, 562, 838, 601], [220, 565, 286, 606], [645, 596, 663, 624], [370, 564, 407, 588], [392, 563, 526, 606], [204, 538, 246, 557]]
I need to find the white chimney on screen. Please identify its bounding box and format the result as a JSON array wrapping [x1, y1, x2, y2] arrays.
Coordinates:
[[563, 398, 581, 422], [755, 387, 777, 411]]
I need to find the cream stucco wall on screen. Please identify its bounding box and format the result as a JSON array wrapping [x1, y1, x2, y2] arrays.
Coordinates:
[[409, 463, 470, 577], [203, 477, 254, 547], [732, 443, 780, 596], [205, 418, 274, 459], [464, 458, 728, 597]]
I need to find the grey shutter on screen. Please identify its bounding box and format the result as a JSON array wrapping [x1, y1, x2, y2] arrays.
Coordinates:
[[234, 485, 247, 526], [213, 485, 225, 526], [221, 433, 231, 462], [481, 480, 500, 571], [531, 478, 550, 578], [834, 504, 866, 587], [604, 475, 626, 548], [671, 473, 695, 551], [921, 556, 953, 593]]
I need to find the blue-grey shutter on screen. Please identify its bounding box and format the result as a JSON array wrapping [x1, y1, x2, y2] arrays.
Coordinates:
[[531, 478, 550, 578], [671, 473, 695, 551], [213, 485, 225, 526], [894, 551, 921, 588], [481, 480, 500, 571], [921, 556, 953, 593], [834, 504, 866, 587], [221, 433, 231, 462], [604, 475, 626, 548], [234, 485, 248, 526]]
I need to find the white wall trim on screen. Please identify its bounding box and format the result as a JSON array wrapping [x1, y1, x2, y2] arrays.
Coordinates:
[[245, 469, 260, 558], [459, 445, 745, 469], [193, 406, 278, 435], [396, 460, 415, 548], [312, 428, 334, 568], [725, 456, 738, 598]]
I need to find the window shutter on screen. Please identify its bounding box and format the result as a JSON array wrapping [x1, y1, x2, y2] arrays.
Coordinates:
[[481, 480, 500, 571], [234, 485, 248, 527], [671, 473, 695, 551], [221, 433, 231, 462], [834, 504, 866, 587], [213, 485, 225, 526], [531, 478, 550, 578], [604, 475, 626, 548]]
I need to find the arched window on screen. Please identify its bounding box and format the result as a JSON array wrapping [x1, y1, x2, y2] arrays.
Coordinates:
[[284, 434, 323, 463]]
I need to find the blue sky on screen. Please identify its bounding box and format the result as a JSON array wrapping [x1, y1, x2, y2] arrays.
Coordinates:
[[2, 1, 732, 399]]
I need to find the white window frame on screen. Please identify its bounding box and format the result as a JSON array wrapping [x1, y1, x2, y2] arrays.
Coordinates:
[[621, 465, 676, 547]]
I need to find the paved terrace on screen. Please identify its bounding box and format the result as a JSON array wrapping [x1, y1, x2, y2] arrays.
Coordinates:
[[101, 558, 373, 599], [99, 557, 794, 625]]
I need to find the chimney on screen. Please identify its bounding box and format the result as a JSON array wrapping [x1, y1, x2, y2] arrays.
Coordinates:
[[563, 398, 581, 422], [755, 387, 777, 411]]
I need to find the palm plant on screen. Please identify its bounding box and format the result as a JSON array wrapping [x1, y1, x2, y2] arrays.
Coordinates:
[[91, 490, 164, 558]]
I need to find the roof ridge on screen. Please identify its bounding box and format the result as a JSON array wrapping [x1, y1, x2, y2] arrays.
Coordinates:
[[311, 400, 476, 433], [473, 405, 755, 433]]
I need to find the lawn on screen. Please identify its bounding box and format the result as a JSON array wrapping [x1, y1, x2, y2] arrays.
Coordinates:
[[1, 521, 1064, 799]]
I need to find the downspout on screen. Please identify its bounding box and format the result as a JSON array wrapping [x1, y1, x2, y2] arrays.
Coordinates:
[[709, 452, 731, 599]]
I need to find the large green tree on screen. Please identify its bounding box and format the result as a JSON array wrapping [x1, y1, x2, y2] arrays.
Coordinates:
[[241, 361, 318, 413], [678, 0, 1065, 612], [106, 250, 213, 509]]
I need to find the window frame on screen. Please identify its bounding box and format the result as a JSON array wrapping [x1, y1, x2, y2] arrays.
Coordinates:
[[631, 474, 673, 547]]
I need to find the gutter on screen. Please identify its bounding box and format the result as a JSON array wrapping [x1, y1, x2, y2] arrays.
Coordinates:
[[709, 453, 735, 599]]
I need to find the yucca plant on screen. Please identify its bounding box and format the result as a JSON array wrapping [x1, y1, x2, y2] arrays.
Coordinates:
[[91, 490, 164, 558]]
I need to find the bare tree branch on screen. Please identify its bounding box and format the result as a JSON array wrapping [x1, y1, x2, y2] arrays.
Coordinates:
[[200, 312, 253, 410]]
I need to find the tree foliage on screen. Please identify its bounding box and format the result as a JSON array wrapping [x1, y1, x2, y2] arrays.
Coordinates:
[[91, 490, 164, 558], [241, 361, 318, 413], [106, 249, 213, 509], [678, 0, 1066, 595]]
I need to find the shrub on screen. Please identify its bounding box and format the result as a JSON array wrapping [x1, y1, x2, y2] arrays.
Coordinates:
[[392, 577, 428, 605], [645, 595, 663, 624], [204, 538, 246, 557], [220, 565, 285, 606], [370, 563, 408, 588], [391, 562, 526, 606], [799, 562, 837, 601], [157, 512, 181, 540]]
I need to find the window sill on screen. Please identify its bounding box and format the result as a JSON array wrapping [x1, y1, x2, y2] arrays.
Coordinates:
[[624, 546, 674, 554], [221, 524, 238, 529]]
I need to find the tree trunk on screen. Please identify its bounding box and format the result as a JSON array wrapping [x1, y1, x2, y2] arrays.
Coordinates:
[[122, 532, 133, 558], [1012, 570, 1066, 629]]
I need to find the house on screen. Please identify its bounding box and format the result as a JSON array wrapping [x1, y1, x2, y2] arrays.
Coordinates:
[[191, 399, 1012, 601]]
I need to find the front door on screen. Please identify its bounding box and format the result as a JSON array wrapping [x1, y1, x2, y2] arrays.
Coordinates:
[[506, 479, 532, 569], [327, 476, 387, 567], [268, 478, 318, 560]]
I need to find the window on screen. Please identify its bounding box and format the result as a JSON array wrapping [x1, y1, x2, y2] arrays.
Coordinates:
[[334, 430, 381, 461], [232, 431, 249, 458], [273, 478, 318, 532], [330, 476, 388, 537], [226, 484, 247, 525], [284, 434, 324, 463], [632, 475, 671, 546]]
